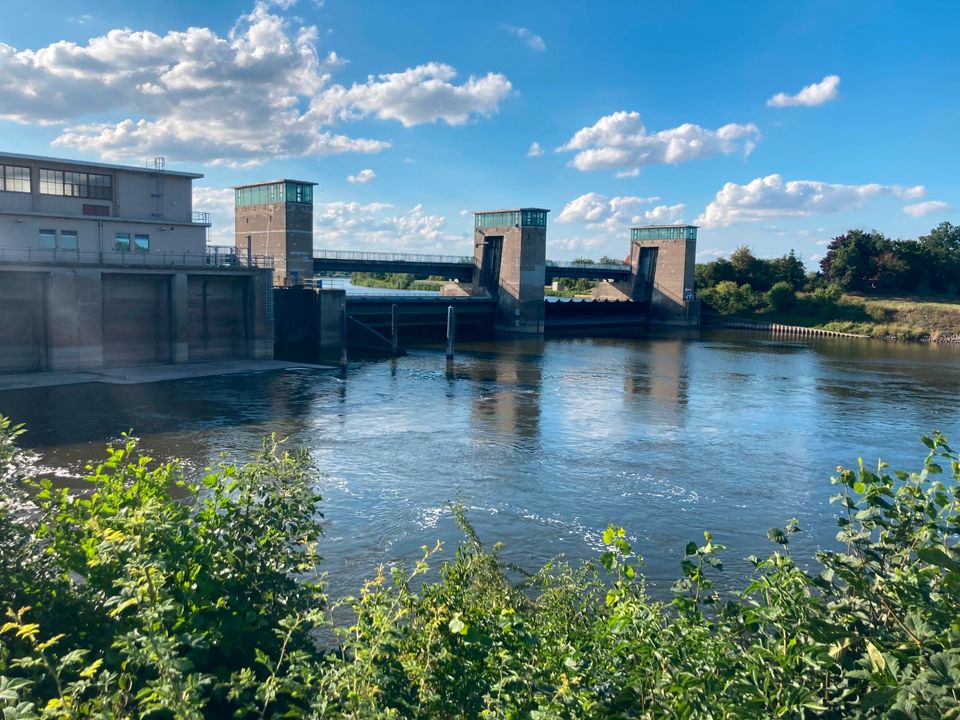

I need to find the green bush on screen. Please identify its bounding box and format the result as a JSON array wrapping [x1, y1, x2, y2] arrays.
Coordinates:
[[767, 281, 797, 311], [700, 280, 765, 315], [1, 415, 958, 718]]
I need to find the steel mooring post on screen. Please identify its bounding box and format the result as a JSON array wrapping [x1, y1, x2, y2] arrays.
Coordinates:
[[391, 304, 399, 356], [340, 300, 348, 367], [446, 305, 456, 359]]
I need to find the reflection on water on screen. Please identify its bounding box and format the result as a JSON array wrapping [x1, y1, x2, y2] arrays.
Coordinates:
[[1, 329, 959, 597]]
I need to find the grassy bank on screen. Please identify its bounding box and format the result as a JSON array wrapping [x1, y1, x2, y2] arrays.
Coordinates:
[[704, 285, 960, 341], [1, 415, 959, 718]]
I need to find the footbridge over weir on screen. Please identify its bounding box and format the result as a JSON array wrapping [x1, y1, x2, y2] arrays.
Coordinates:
[[313, 250, 632, 285], [312, 214, 697, 334], [272, 217, 700, 360]]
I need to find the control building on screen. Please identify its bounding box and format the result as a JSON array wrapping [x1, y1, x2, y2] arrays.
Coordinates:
[[0, 152, 274, 374], [234, 180, 316, 286], [0, 153, 209, 258]]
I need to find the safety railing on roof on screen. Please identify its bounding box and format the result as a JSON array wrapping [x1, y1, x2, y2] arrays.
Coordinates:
[[545, 259, 630, 271], [314, 249, 474, 265], [0, 246, 274, 269]]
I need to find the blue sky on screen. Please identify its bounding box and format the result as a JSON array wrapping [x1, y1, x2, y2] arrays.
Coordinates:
[[1, 0, 957, 265]]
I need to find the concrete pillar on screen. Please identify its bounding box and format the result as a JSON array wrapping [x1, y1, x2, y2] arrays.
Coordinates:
[[171, 272, 189, 362], [474, 224, 546, 335], [631, 238, 698, 326], [46, 267, 104, 370], [316, 288, 346, 349]]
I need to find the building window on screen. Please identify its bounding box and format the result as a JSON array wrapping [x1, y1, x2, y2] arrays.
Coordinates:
[[134, 234, 149, 252], [60, 230, 78, 250], [39, 229, 57, 249], [114, 233, 131, 252], [1, 165, 30, 193], [82, 204, 110, 217], [39, 168, 112, 200]]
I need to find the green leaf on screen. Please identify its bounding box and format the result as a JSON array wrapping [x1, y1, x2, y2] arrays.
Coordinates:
[[684, 542, 697, 556], [865, 639, 885, 674], [916, 546, 960, 572]]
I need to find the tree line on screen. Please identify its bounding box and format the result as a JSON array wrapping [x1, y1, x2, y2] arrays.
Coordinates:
[[697, 221, 960, 297]]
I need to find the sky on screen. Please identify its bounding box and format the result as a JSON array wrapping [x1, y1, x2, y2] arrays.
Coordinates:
[[1, 0, 958, 266]]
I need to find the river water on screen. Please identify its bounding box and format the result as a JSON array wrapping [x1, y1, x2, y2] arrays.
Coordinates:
[[1, 330, 958, 597]]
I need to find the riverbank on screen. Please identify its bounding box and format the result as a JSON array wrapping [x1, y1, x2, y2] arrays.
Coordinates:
[[713, 293, 960, 342]]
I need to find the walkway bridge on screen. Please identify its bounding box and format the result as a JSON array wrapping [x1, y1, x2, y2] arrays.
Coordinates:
[[313, 250, 631, 284]]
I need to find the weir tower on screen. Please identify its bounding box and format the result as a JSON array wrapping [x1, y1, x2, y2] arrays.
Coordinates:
[[466, 208, 549, 334]]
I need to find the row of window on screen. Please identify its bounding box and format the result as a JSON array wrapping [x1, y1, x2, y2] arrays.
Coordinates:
[[39, 229, 78, 251], [114, 233, 150, 252], [630, 226, 698, 241], [235, 182, 313, 208], [474, 210, 548, 229], [38, 230, 150, 252], [0, 165, 30, 193], [39, 169, 113, 200]]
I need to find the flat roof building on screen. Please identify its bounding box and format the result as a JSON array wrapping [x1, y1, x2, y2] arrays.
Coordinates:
[[0, 152, 211, 262], [0, 152, 274, 374]]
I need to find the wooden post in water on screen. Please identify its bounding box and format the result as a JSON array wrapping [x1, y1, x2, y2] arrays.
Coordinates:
[[446, 305, 456, 359], [339, 300, 348, 367], [391, 304, 399, 356]]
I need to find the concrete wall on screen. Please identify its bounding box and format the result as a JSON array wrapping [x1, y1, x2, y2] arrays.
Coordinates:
[[102, 274, 172, 366], [235, 202, 313, 286], [0, 272, 46, 372], [0, 214, 206, 258], [187, 276, 248, 361], [0, 264, 274, 373]]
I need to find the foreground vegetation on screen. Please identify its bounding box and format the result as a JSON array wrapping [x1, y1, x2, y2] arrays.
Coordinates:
[[1, 415, 959, 718]]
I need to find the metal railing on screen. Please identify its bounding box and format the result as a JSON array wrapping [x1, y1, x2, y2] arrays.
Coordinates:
[[545, 259, 630, 271], [314, 249, 474, 265], [0, 246, 274, 270], [191, 210, 211, 224]]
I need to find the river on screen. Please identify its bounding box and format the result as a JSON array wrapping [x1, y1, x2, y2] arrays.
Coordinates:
[[1, 330, 958, 597]]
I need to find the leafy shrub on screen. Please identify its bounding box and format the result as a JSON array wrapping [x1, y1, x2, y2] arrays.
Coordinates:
[[1, 416, 958, 718], [767, 281, 797, 311], [700, 280, 765, 315]]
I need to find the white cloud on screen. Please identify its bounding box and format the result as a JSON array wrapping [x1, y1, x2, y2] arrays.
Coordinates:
[[556, 192, 682, 232], [527, 141, 543, 157], [347, 168, 375, 184], [323, 62, 512, 128], [767, 75, 840, 108], [501, 25, 546, 51], [903, 200, 952, 218], [697, 174, 926, 227], [642, 203, 686, 224], [67, 14, 93, 24], [557, 111, 760, 175], [313, 201, 469, 253], [0, 3, 513, 164], [192, 186, 236, 244], [696, 247, 726, 261]]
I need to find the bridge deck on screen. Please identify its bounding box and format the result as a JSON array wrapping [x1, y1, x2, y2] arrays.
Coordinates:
[[315, 250, 633, 283]]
